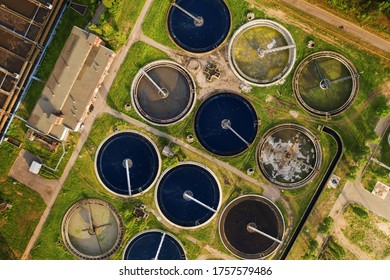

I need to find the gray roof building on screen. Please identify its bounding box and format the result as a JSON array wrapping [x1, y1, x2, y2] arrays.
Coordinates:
[[27, 26, 115, 140]]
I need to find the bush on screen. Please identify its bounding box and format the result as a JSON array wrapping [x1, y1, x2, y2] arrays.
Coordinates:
[[309, 239, 319, 251], [352, 205, 369, 219], [318, 216, 334, 234]]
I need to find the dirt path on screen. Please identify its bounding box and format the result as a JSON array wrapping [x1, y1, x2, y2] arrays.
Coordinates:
[[331, 211, 372, 259], [20, 0, 155, 260], [279, 0, 390, 53]]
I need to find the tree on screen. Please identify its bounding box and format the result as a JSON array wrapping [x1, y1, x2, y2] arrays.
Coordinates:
[[318, 216, 334, 234]]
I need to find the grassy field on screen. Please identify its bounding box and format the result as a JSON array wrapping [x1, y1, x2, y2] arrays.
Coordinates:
[[30, 113, 266, 260], [342, 204, 390, 259], [106, 41, 170, 111], [0, 179, 46, 259]]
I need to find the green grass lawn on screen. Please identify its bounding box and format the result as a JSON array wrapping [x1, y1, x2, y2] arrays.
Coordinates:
[[0, 179, 46, 259], [106, 41, 170, 111], [30, 113, 266, 260], [141, 0, 183, 50]]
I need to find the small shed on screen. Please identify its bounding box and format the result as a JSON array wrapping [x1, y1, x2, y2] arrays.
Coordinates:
[[29, 161, 42, 174]]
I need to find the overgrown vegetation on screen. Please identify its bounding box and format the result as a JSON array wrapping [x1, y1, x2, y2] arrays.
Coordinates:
[[342, 204, 390, 259], [325, 0, 390, 33], [318, 216, 334, 234], [88, 0, 146, 50], [319, 236, 347, 260]]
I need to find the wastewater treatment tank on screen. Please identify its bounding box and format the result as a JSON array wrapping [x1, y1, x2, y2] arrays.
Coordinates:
[[155, 162, 221, 228], [194, 92, 258, 156], [95, 131, 161, 197], [61, 198, 125, 260], [293, 51, 359, 116], [131, 60, 196, 125], [123, 230, 186, 260], [167, 0, 231, 53], [256, 124, 322, 189], [228, 19, 296, 86], [219, 195, 285, 259]]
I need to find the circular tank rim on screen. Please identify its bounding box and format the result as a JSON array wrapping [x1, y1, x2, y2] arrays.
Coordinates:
[[218, 194, 285, 260], [131, 60, 197, 126], [166, 0, 232, 55], [154, 161, 222, 230], [61, 198, 125, 260], [292, 51, 359, 117], [228, 19, 296, 87], [122, 229, 187, 260], [256, 123, 322, 189], [94, 130, 162, 198], [194, 90, 259, 157]]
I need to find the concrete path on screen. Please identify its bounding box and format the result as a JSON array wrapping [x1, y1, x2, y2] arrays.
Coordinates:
[[330, 179, 390, 221], [8, 150, 59, 205], [372, 158, 390, 171], [21, 0, 155, 260], [279, 0, 390, 53]]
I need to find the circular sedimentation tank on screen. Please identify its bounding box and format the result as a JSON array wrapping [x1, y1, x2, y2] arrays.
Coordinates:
[[219, 195, 285, 259], [131, 60, 196, 126], [228, 19, 296, 86], [61, 198, 125, 260], [155, 162, 221, 228], [167, 0, 231, 53], [293, 51, 359, 116], [95, 131, 161, 197], [194, 92, 258, 156], [123, 230, 186, 260], [256, 124, 322, 189]]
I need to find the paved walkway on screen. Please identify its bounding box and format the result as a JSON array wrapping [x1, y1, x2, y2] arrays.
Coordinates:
[[21, 0, 155, 260], [279, 0, 390, 53], [330, 179, 390, 221]]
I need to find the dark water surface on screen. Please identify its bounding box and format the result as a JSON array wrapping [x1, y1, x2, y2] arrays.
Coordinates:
[[167, 0, 231, 53], [156, 164, 220, 227], [96, 132, 159, 196], [195, 92, 258, 156], [124, 231, 186, 260]]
